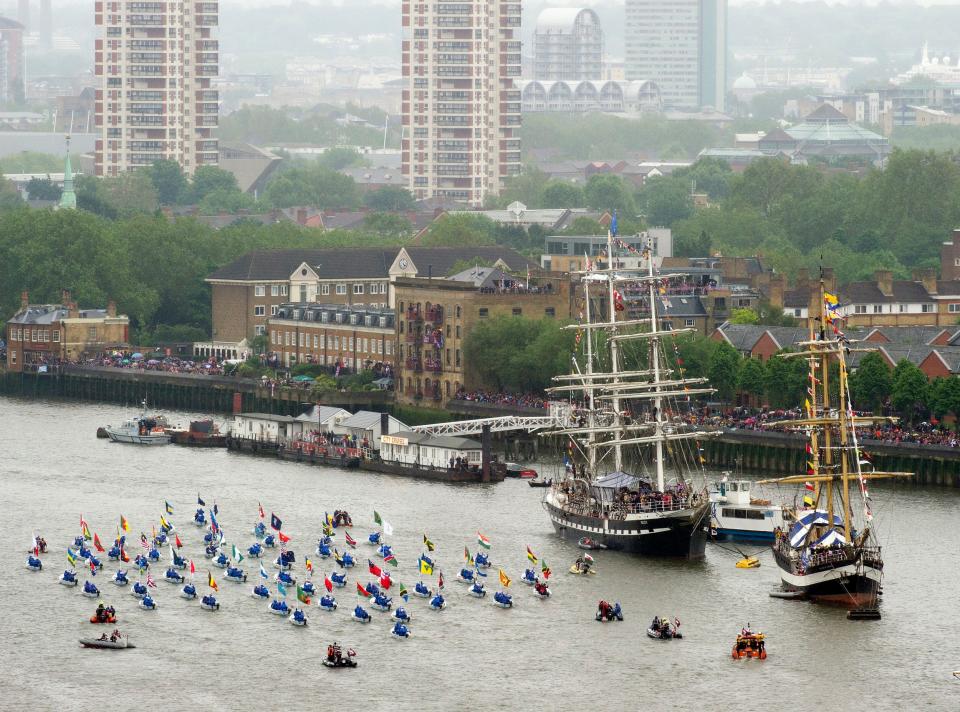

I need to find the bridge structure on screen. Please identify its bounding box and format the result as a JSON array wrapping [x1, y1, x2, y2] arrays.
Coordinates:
[[410, 402, 571, 436]]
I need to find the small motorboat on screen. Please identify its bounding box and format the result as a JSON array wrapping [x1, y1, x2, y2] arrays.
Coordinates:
[[521, 569, 537, 586], [316, 542, 333, 559], [376, 543, 392, 559], [275, 570, 296, 587], [492, 591, 513, 609], [330, 572, 347, 588], [262, 534, 277, 548], [80, 634, 135, 650], [371, 593, 392, 612], [391, 606, 411, 622], [251, 584, 271, 600], [269, 600, 290, 616], [111, 570, 129, 587], [391, 622, 411, 639], [89, 606, 117, 624], [25, 555, 43, 572], [107, 545, 123, 561], [340, 553, 356, 568], [736, 556, 761, 569], [105, 417, 171, 445], [468, 582, 486, 598], [225, 567, 247, 583], [213, 552, 230, 569], [364, 581, 380, 597], [147, 548, 161, 563], [505, 462, 538, 478], [429, 594, 445, 611], [181, 583, 198, 600], [578, 537, 607, 550], [595, 601, 623, 622], [413, 582, 431, 598], [274, 551, 295, 570], [77, 546, 92, 560], [732, 631, 767, 660], [322, 646, 357, 668], [72, 536, 85, 549], [533, 582, 551, 599], [203, 545, 217, 559], [647, 617, 682, 639], [253, 522, 266, 539], [81, 581, 100, 598], [87, 556, 103, 571], [164, 568, 185, 584], [289, 608, 308, 626], [134, 554, 150, 570], [367, 532, 381, 546], [301, 580, 317, 597], [456, 568, 475, 584], [474, 552, 491, 569], [528, 478, 552, 488], [59, 570, 79, 587], [351, 605, 372, 623], [203, 532, 216, 545], [138, 595, 158, 610], [200, 595, 220, 611], [171, 553, 187, 570], [154, 532, 168, 546], [194, 509, 206, 527], [569, 555, 596, 576], [130, 581, 148, 599], [247, 543, 263, 559], [318, 594, 338, 611]]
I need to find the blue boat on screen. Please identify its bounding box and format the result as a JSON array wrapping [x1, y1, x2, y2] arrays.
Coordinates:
[[253, 522, 266, 539], [371, 593, 392, 611], [318, 594, 337, 611], [59, 569, 78, 587], [429, 594, 445, 611], [330, 572, 347, 588], [492, 591, 513, 609], [251, 584, 270, 600], [456, 568, 475, 583], [147, 548, 161, 562], [521, 568, 537, 585], [225, 567, 247, 583], [24, 555, 42, 572], [276, 570, 296, 587], [164, 568, 184, 584], [351, 605, 371, 623], [181, 583, 197, 599], [391, 606, 411, 622], [134, 554, 150, 570], [200, 595, 220, 611], [139, 595, 157, 610], [377, 544, 392, 559], [414, 582, 431, 598], [112, 570, 129, 586], [194, 508, 206, 527], [317, 542, 332, 559], [469, 581, 486, 598], [171, 552, 187, 570], [475, 552, 491, 569], [391, 622, 410, 639], [107, 545, 122, 561], [301, 580, 317, 597], [263, 534, 277, 548], [130, 581, 148, 599], [247, 543, 263, 559], [213, 552, 230, 569], [341, 553, 355, 568], [364, 581, 380, 597], [367, 532, 381, 546], [269, 600, 289, 616], [289, 608, 308, 626], [81, 580, 100, 598]]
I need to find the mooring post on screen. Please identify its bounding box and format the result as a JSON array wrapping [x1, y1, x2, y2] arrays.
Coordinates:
[[481, 424, 492, 483]]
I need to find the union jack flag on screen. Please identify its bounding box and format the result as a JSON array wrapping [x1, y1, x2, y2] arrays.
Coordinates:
[[146, 573, 157, 588]]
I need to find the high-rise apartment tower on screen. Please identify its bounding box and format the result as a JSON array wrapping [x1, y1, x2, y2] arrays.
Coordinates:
[[401, 1, 522, 206], [533, 8, 604, 81], [94, 1, 219, 176], [625, 0, 726, 110]]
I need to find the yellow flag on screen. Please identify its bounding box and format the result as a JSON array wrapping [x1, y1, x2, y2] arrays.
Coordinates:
[[804, 398, 812, 414], [498, 569, 511, 588], [824, 292, 838, 306]]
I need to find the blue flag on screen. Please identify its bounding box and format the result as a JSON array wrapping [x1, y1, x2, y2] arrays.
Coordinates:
[[213, 503, 218, 516], [271, 513, 282, 531], [197, 494, 205, 506], [165, 501, 174, 515], [278, 581, 288, 597], [610, 209, 618, 237], [260, 564, 268, 579], [475, 566, 488, 577]]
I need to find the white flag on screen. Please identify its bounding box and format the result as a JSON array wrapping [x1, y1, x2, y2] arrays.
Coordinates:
[[383, 521, 394, 537]]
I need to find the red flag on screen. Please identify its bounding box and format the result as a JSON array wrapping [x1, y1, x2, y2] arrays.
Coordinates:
[[379, 573, 392, 590], [33, 546, 39, 557], [356, 582, 371, 597], [278, 531, 291, 544], [89, 559, 96, 574], [368, 559, 382, 577], [93, 533, 105, 553], [120, 545, 129, 563], [189, 560, 196, 575], [344, 532, 357, 547], [174, 534, 183, 549], [324, 576, 333, 592], [258, 503, 265, 519], [438, 572, 444, 590]]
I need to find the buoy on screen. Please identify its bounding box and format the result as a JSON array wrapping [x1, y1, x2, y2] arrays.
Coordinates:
[[736, 556, 760, 569]]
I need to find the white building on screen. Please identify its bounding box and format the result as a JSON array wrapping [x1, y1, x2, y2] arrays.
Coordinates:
[[295, 405, 351, 433], [401, 0, 521, 206], [625, 0, 726, 110], [94, 1, 219, 176], [533, 8, 604, 81], [231, 413, 301, 442], [334, 410, 407, 449], [380, 432, 482, 468], [517, 79, 662, 114]]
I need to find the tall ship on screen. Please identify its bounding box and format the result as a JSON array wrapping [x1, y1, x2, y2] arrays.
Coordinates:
[[759, 277, 911, 606], [541, 231, 717, 558]]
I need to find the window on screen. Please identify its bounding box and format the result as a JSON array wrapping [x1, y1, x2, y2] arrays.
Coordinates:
[[380, 283, 387, 294], [254, 305, 265, 316], [854, 305, 867, 314], [284, 332, 290, 346], [456, 305, 462, 319], [684, 319, 696, 327], [271, 285, 279, 297], [922, 304, 934, 313], [512, 308, 522, 316], [386, 341, 392, 355], [313, 335, 318, 349], [271, 330, 277, 345], [545, 307, 556, 318], [280, 286, 288, 296], [737, 299, 751, 308], [255, 285, 265, 296], [336, 284, 347, 295], [321, 284, 330, 296], [300, 285, 308, 302], [446, 348, 451, 365], [873, 305, 883, 314], [899, 304, 906, 313], [270, 305, 278, 316], [353, 284, 364, 295], [455, 325, 461, 338], [320, 335, 326, 349], [255, 325, 266, 336], [455, 349, 461, 367], [87, 327, 97, 339], [478, 308, 488, 318], [793, 309, 802, 317], [9, 350, 14, 364], [949, 304, 960, 313]]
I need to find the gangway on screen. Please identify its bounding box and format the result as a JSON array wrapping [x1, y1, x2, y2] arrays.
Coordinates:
[[409, 402, 571, 436]]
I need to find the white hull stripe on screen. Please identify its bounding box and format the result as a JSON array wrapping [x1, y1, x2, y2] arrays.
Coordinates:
[[779, 563, 882, 588]]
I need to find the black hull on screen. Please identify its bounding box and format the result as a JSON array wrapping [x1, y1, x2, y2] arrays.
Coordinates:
[[773, 549, 882, 606], [545, 501, 709, 559]]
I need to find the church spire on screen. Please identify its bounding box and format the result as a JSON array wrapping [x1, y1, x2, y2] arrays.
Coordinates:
[[58, 134, 77, 210]]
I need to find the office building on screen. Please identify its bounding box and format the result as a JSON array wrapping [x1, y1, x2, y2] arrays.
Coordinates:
[[0, 16, 25, 104], [94, 1, 219, 176], [625, 0, 726, 110], [401, 1, 521, 206], [533, 8, 603, 81]]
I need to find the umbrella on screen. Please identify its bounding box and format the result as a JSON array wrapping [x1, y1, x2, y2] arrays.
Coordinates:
[[131, 353, 143, 359], [121, 359, 130, 365], [292, 375, 315, 382], [147, 359, 160, 365]]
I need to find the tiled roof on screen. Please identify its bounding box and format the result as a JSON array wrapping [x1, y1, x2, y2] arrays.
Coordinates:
[[404, 246, 535, 275], [207, 249, 397, 281], [841, 281, 933, 304]]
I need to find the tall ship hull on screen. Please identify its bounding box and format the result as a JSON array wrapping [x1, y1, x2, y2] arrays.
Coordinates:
[[773, 545, 882, 606], [544, 496, 710, 558]]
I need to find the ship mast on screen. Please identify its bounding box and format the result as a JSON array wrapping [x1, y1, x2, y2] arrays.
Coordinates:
[[605, 229, 623, 473], [644, 238, 666, 492], [583, 272, 597, 474]]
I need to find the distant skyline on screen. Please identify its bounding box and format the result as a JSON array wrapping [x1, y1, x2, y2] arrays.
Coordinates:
[[23, 0, 960, 8]]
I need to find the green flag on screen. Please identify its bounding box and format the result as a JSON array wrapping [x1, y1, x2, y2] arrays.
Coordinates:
[[232, 544, 244, 563], [373, 510, 382, 526]]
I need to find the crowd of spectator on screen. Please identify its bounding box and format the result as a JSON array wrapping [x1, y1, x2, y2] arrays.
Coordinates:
[[454, 388, 549, 410], [90, 353, 230, 375]]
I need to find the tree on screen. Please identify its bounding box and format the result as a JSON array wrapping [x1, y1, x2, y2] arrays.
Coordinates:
[[930, 377, 960, 426], [317, 147, 366, 171], [540, 181, 584, 208], [147, 160, 188, 205], [190, 166, 241, 203], [463, 316, 573, 392], [100, 171, 159, 217], [561, 216, 605, 235], [583, 174, 636, 215], [641, 176, 693, 227], [730, 308, 760, 325], [0, 177, 23, 210], [890, 358, 929, 425], [849, 352, 892, 412], [738, 357, 766, 404], [197, 189, 262, 215], [362, 212, 412, 236], [707, 342, 742, 402], [763, 352, 809, 408], [420, 214, 497, 247], [364, 186, 415, 211], [25, 178, 62, 201]]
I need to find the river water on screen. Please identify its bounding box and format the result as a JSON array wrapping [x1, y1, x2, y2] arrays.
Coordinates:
[[1, 397, 956, 711]]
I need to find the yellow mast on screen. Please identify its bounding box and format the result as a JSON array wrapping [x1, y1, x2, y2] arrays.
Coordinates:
[[817, 277, 833, 525], [806, 287, 822, 505]]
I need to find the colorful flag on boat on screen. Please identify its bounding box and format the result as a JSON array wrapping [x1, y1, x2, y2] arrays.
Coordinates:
[[368, 560, 382, 577], [803, 495, 815, 507], [383, 521, 394, 537], [477, 532, 491, 550], [463, 546, 471, 562], [165, 501, 174, 515], [398, 583, 408, 602], [380, 573, 392, 590], [419, 556, 434, 575], [305, 558, 314, 574], [278, 531, 291, 544], [270, 513, 282, 531], [146, 573, 157, 588], [93, 533, 105, 553], [207, 571, 218, 591], [325, 512, 333, 526], [159, 515, 171, 531], [174, 534, 183, 549], [260, 563, 268, 579], [383, 553, 398, 568], [498, 569, 511, 588], [66, 548, 77, 566], [334, 549, 344, 567], [423, 534, 435, 552], [278, 581, 287, 597], [805, 481, 815, 491], [297, 585, 311, 604], [140, 534, 149, 550], [344, 532, 357, 548], [356, 582, 371, 597], [324, 576, 333, 593], [120, 514, 130, 532], [213, 504, 218, 516], [541, 560, 551, 580], [197, 495, 205, 506], [258, 502, 265, 519], [438, 572, 444, 590], [89, 558, 97, 575], [373, 511, 382, 526], [232, 544, 244, 563], [526, 546, 538, 564], [189, 560, 195, 575]]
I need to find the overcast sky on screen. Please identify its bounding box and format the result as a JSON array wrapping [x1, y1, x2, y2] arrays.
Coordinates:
[[44, 0, 960, 7]]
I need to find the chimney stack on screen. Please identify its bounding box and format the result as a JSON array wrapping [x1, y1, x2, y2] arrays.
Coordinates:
[[20, 290, 29, 308], [796, 268, 809, 290], [913, 267, 938, 295], [107, 300, 117, 317], [767, 274, 785, 310], [875, 270, 893, 297], [61, 289, 72, 306]]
